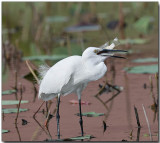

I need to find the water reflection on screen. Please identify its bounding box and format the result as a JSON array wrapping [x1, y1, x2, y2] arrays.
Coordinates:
[[32, 101, 52, 141], [94, 81, 122, 124], [33, 115, 52, 140], [136, 127, 141, 141]]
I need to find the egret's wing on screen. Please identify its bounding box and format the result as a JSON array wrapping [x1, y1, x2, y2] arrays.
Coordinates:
[[104, 37, 120, 50], [39, 66, 72, 94], [39, 56, 80, 95]]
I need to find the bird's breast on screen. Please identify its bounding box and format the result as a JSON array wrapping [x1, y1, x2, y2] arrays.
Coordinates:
[[83, 62, 107, 82]]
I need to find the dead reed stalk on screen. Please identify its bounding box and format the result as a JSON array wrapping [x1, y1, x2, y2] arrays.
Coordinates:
[[142, 104, 153, 141], [134, 105, 141, 128], [15, 83, 23, 124], [25, 60, 39, 83]]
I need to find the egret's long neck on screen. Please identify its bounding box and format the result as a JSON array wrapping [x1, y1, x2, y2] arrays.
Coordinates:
[[82, 57, 107, 81], [84, 59, 99, 70]]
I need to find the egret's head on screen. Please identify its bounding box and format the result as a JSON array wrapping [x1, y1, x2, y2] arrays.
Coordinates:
[[82, 47, 127, 64]]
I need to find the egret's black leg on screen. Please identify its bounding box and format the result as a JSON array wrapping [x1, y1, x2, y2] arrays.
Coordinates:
[[46, 101, 48, 116], [79, 99, 84, 136], [56, 96, 60, 139]]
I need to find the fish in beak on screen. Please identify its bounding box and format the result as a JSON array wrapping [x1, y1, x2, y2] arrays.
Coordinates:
[[97, 49, 127, 59], [98, 37, 127, 59]]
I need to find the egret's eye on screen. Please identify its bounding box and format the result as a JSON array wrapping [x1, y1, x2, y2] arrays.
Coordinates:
[[94, 49, 98, 54]]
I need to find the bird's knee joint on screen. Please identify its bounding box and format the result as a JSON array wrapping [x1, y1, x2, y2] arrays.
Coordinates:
[[56, 114, 60, 119], [79, 118, 83, 125]]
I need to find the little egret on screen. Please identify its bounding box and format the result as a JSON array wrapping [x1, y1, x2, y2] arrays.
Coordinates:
[[38, 38, 127, 139]]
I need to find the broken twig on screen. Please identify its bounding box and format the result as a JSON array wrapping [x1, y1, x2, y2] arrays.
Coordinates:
[[26, 60, 39, 83], [15, 83, 23, 124], [134, 105, 141, 128], [142, 104, 152, 141]]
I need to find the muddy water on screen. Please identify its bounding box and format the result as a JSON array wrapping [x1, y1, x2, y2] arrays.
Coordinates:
[[2, 55, 158, 141], [2, 33, 159, 141]]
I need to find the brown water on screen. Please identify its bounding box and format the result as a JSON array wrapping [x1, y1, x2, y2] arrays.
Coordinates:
[[2, 36, 158, 141]]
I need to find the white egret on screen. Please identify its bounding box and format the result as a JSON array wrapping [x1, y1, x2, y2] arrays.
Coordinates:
[[38, 38, 127, 139]]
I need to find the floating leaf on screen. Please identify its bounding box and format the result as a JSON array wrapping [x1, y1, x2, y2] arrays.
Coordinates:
[[2, 129, 9, 134], [23, 55, 68, 62], [144, 133, 158, 137], [23, 70, 39, 83], [143, 133, 149, 137], [132, 58, 158, 63], [133, 16, 154, 34], [2, 100, 28, 105], [2, 108, 28, 114], [45, 135, 94, 141], [64, 25, 101, 33], [67, 135, 94, 140], [45, 16, 69, 23], [76, 112, 104, 117], [124, 65, 158, 74], [119, 38, 149, 45], [2, 90, 16, 95]]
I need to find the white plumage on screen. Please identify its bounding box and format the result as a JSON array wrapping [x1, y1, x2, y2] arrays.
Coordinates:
[[38, 38, 120, 101], [38, 38, 126, 138], [39, 48, 107, 101]]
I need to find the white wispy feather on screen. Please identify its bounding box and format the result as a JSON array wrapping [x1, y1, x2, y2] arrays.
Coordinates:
[[38, 64, 50, 84]]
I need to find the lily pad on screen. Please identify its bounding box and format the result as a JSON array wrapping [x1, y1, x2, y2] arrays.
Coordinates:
[[2, 129, 9, 134], [23, 55, 68, 62], [133, 16, 154, 34], [143, 133, 149, 137], [132, 58, 158, 63], [143, 133, 157, 137], [23, 70, 39, 83], [2, 108, 28, 114], [2, 90, 16, 95], [64, 25, 101, 33], [119, 38, 149, 45], [45, 16, 69, 23], [76, 112, 104, 117], [45, 135, 94, 141], [124, 64, 158, 74], [67, 135, 94, 140], [2, 100, 28, 105]]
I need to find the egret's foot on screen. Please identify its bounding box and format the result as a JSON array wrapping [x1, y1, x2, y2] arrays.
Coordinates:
[[55, 134, 61, 140], [56, 114, 60, 139], [79, 118, 84, 136], [56, 96, 61, 139]]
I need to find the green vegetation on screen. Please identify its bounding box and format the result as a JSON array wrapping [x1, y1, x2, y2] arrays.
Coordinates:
[[124, 64, 158, 74], [2, 100, 28, 105], [2, 90, 16, 95], [2, 2, 158, 57], [2, 108, 28, 114], [76, 111, 104, 117]]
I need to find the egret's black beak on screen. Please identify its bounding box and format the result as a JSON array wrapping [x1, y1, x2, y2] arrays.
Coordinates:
[[97, 49, 127, 59]]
